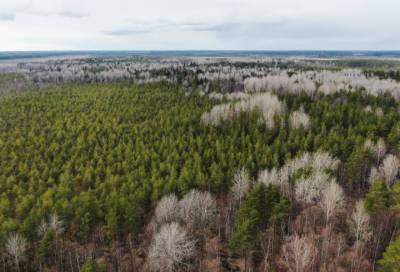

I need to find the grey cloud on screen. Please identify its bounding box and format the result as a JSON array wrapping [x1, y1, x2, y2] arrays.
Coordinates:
[[28, 10, 90, 18], [104, 17, 361, 43], [104, 28, 149, 36], [104, 20, 171, 36], [183, 19, 354, 39], [56, 11, 90, 18], [179, 22, 235, 32], [0, 1, 88, 20], [104, 19, 232, 36], [0, 13, 16, 21]]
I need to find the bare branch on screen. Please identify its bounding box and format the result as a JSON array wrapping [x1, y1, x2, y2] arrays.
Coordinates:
[[278, 233, 317, 272], [154, 194, 179, 225], [148, 223, 195, 272], [348, 200, 371, 242], [179, 190, 216, 229], [379, 154, 400, 186], [5, 233, 27, 268], [289, 110, 310, 130], [230, 168, 250, 203], [319, 182, 345, 222]]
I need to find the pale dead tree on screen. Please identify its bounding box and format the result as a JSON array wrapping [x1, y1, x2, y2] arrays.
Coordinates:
[[368, 166, 383, 184], [179, 190, 216, 229], [37, 213, 64, 237], [37, 220, 49, 237], [287, 151, 339, 175], [148, 223, 195, 272], [289, 110, 310, 130], [348, 200, 371, 242], [258, 168, 278, 184], [364, 105, 374, 113], [288, 152, 313, 173], [318, 82, 337, 96], [201, 103, 231, 125], [364, 138, 387, 164], [379, 154, 400, 186], [278, 234, 317, 272], [154, 194, 179, 225], [375, 107, 384, 117], [234, 92, 285, 129], [230, 168, 250, 204], [5, 233, 27, 271], [258, 167, 291, 197], [225, 92, 249, 101], [319, 182, 345, 223], [312, 151, 340, 173], [375, 138, 387, 164], [49, 213, 64, 235], [202, 92, 285, 128], [295, 172, 332, 204], [364, 139, 375, 153], [207, 92, 224, 100]]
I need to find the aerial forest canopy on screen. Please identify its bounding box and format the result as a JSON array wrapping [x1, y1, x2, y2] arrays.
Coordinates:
[[0, 56, 400, 271]]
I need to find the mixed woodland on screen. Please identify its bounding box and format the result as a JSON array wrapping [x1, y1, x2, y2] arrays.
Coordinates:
[[0, 57, 400, 271]]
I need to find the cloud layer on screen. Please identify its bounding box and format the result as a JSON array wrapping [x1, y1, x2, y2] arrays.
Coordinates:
[[0, 0, 399, 50]]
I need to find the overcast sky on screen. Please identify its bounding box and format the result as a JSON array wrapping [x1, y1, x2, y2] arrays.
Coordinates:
[[0, 0, 399, 51]]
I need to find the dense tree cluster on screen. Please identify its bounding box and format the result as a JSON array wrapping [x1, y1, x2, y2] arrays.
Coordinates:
[[201, 92, 285, 128]]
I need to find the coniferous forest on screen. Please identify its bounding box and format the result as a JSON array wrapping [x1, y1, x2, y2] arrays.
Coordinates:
[[0, 57, 400, 271]]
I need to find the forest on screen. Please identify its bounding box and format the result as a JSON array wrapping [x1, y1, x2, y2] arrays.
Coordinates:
[[0, 56, 400, 271]]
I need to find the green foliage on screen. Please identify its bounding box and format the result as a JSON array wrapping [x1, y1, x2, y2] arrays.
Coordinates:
[[270, 197, 292, 225], [1, 82, 400, 243], [364, 178, 400, 215], [0, 218, 19, 246], [391, 182, 400, 209], [37, 230, 55, 261], [71, 191, 102, 238], [364, 180, 391, 215], [345, 147, 374, 194], [81, 258, 106, 272], [229, 184, 290, 253], [378, 235, 400, 272]]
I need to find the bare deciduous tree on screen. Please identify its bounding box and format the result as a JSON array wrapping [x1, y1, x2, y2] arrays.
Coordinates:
[[237, 92, 285, 129], [289, 110, 310, 130], [148, 223, 195, 272], [37, 213, 64, 237], [231, 168, 250, 204], [375, 138, 387, 164], [5, 233, 27, 271], [258, 167, 291, 197], [202, 92, 285, 129], [49, 213, 64, 236], [348, 200, 371, 242], [368, 166, 382, 184], [278, 233, 317, 272], [379, 154, 400, 186], [375, 107, 384, 117], [259, 150, 339, 201], [288, 151, 339, 174], [37, 220, 49, 238], [319, 182, 345, 222], [154, 194, 179, 225], [364, 138, 387, 164], [201, 103, 232, 125], [312, 151, 340, 173], [295, 172, 332, 204], [364, 139, 375, 152], [179, 190, 216, 229]]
